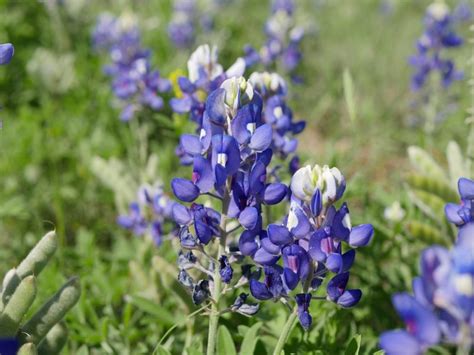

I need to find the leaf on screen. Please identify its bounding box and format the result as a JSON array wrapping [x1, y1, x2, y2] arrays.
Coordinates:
[[407, 188, 446, 222], [154, 345, 172, 355], [217, 325, 237, 355], [406, 220, 444, 244], [239, 322, 262, 355], [344, 334, 361, 355], [405, 173, 458, 202], [126, 295, 178, 326], [343, 68, 356, 124]]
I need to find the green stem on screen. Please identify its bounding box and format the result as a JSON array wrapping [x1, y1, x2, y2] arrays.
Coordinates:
[[206, 181, 231, 355], [272, 307, 298, 355]]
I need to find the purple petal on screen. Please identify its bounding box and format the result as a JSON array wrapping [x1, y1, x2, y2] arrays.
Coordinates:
[[326, 253, 343, 273], [283, 268, 299, 290], [193, 156, 214, 193], [206, 88, 226, 124], [170, 97, 193, 113], [310, 189, 322, 217], [458, 177, 474, 200], [326, 272, 349, 301], [445, 203, 463, 225], [181, 134, 203, 156], [239, 231, 259, 256], [253, 247, 280, 265]]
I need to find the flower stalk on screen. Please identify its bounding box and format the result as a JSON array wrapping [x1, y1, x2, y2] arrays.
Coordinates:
[[273, 307, 298, 355]]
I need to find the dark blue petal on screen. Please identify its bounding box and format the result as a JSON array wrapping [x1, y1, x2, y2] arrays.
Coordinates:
[[326, 272, 349, 301], [249, 279, 273, 300], [283, 268, 299, 290], [261, 236, 281, 255], [178, 76, 196, 93], [249, 161, 267, 195], [342, 249, 356, 272], [310, 189, 322, 217], [171, 178, 200, 202]]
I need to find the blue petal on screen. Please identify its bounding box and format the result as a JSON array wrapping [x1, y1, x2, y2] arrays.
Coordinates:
[[249, 161, 267, 195], [379, 330, 422, 355], [206, 88, 226, 124], [0, 43, 14, 65], [326, 253, 343, 273], [348, 224, 374, 247], [193, 156, 214, 193], [262, 183, 287, 204], [337, 289, 362, 307], [170, 97, 193, 113], [445, 203, 463, 225], [239, 206, 259, 230], [249, 279, 273, 300], [171, 178, 200, 202], [253, 247, 280, 265], [283, 268, 299, 290], [458, 177, 474, 199], [268, 224, 293, 245], [392, 293, 440, 346], [261, 236, 281, 255], [310, 189, 322, 217], [249, 124, 272, 152], [181, 134, 203, 156], [239, 230, 258, 256], [172, 203, 192, 225], [326, 272, 349, 301], [178, 76, 196, 93], [342, 249, 355, 272]]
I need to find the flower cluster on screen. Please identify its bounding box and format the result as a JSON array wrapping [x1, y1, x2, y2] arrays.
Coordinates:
[[170, 44, 246, 164], [248, 71, 305, 161], [409, 3, 464, 91], [170, 68, 373, 327], [245, 164, 374, 329], [117, 183, 176, 246], [244, 0, 304, 81], [380, 178, 474, 354], [92, 13, 171, 121], [168, 0, 197, 49]]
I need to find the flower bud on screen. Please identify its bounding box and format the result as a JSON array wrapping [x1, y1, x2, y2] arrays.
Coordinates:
[[290, 164, 345, 204], [220, 76, 254, 111]]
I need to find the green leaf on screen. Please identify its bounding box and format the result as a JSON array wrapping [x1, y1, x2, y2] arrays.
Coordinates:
[[373, 351, 384, 355], [407, 146, 447, 182], [239, 322, 262, 355], [217, 325, 237, 355], [343, 68, 356, 124], [127, 295, 178, 326], [344, 334, 361, 355], [154, 345, 172, 355]]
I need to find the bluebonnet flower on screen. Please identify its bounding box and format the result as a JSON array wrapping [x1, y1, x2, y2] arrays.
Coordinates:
[[409, 3, 464, 91], [247, 163, 373, 329], [445, 177, 474, 241], [117, 183, 176, 246], [248, 72, 306, 160], [380, 178, 474, 354], [0, 43, 14, 65], [168, 0, 196, 49], [92, 13, 171, 121], [244, 0, 304, 81], [171, 44, 246, 164]]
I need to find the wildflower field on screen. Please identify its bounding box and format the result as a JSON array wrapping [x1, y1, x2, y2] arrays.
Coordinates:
[[0, 0, 473, 354]]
